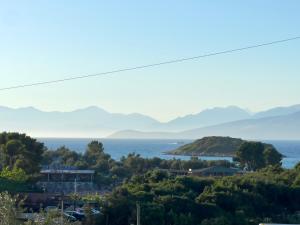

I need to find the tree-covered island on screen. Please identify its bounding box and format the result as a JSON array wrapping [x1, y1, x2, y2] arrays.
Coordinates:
[[167, 136, 282, 158]]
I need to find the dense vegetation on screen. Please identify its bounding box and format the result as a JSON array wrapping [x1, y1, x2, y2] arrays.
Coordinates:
[[95, 165, 300, 225], [168, 136, 283, 169], [42, 141, 233, 186], [167, 136, 245, 156], [0, 167, 37, 193], [234, 141, 283, 171], [0, 132, 293, 225], [0, 132, 45, 192], [2, 166, 300, 225], [0, 132, 233, 189], [0, 132, 45, 174]]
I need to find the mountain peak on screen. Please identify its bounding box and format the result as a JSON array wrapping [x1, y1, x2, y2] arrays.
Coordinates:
[[165, 106, 251, 130], [200, 105, 248, 113], [0, 106, 41, 112], [72, 106, 108, 113], [254, 104, 300, 119]]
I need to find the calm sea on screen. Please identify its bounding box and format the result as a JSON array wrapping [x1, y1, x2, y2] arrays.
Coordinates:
[[38, 138, 300, 169]]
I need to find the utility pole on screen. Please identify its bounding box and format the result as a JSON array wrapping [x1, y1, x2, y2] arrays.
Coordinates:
[[136, 202, 141, 225], [61, 191, 64, 225], [73, 178, 77, 210], [74, 178, 77, 194], [106, 214, 109, 225]]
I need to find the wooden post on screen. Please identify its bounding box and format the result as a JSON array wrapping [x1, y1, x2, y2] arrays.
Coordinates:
[[61, 192, 64, 225], [136, 202, 140, 225]]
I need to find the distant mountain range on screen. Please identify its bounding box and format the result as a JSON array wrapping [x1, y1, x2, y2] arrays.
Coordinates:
[[252, 104, 300, 119], [160, 106, 251, 131], [0, 106, 160, 137], [1, 104, 300, 139], [109, 104, 300, 139], [109, 111, 300, 140]]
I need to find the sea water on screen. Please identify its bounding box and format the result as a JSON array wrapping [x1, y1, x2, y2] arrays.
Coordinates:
[[38, 138, 300, 169]]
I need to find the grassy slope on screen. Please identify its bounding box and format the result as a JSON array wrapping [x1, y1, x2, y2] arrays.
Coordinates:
[[167, 136, 245, 156]]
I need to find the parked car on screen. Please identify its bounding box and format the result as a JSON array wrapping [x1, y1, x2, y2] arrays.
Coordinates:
[[64, 212, 77, 222], [64, 210, 85, 221], [91, 208, 101, 215], [76, 207, 101, 215]]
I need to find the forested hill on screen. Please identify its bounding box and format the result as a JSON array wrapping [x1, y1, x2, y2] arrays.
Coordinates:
[[167, 136, 245, 156]]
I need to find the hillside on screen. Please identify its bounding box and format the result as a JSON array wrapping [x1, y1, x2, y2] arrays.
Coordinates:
[[253, 104, 300, 118], [109, 111, 300, 140], [181, 111, 300, 140], [167, 136, 245, 156], [163, 106, 251, 131]]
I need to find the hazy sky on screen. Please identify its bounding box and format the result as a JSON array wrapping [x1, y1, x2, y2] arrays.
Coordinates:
[[0, 1, 299, 121]]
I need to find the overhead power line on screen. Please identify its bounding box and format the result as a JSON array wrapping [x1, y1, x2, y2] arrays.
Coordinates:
[[1, 36, 299, 91]]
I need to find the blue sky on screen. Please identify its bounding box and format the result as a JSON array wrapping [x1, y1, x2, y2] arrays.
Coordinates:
[[0, 1, 299, 121]]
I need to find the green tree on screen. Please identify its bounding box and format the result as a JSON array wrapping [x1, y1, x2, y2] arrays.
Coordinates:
[[0, 167, 28, 182], [0, 132, 45, 174], [42, 146, 83, 167], [2, 140, 25, 169], [235, 142, 265, 171], [263, 145, 282, 166], [235, 142, 282, 171], [84, 141, 111, 173], [141, 203, 164, 225]]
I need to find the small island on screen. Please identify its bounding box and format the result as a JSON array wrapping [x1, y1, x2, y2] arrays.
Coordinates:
[[167, 136, 246, 157]]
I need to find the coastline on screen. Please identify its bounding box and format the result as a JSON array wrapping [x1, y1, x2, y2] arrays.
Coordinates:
[[163, 152, 235, 158]]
